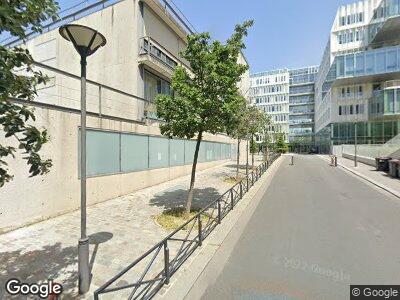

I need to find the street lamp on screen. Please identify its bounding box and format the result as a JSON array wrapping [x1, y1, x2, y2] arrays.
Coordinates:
[[59, 24, 106, 294]]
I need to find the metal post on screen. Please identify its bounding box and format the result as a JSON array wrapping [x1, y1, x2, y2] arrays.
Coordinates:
[[239, 182, 243, 199], [164, 241, 170, 284], [78, 55, 90, 294], [354, 121, 358, 167], [198, 215, 202, 246], [217, 199, 221, 224], [246, 139, 249, 176], [291, 155, 294, 165], [230, 189, 234, 210]]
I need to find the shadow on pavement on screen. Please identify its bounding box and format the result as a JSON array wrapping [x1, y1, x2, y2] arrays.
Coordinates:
[[149, 187, 221, 211], [0, 243, 78, 299], [89, 232, 113, 274]]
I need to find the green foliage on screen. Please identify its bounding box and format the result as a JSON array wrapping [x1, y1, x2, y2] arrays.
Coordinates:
[[275, 132, 288, 153], [0, 0, 58, 187], [155, 20, 253, 139], [245, 106, 270, 137], [155, 21, 253, 213], [249, 137, 258, 154]]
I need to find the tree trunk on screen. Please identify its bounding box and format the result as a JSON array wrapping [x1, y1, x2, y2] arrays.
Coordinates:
[[185, 131, 203, 217], [236, 138, 241, 180], [251, 134, 254, 170], [246, 139, 249, 176]]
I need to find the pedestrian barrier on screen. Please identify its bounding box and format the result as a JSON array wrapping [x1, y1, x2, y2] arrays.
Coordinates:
[[330, 155, 338, 167], [94, 153, 281, 300]]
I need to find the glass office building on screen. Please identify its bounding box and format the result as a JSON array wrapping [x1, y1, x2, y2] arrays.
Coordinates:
[[250, 66, 318, 152], [315, 0, 400, 153]]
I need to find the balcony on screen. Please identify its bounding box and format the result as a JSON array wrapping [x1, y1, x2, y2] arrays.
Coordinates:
[[139, 36, 189, 79], [369, 0, 400, 46], [289, 119, 314, 125], [289, 100, 315, 106], [289, 85, 314, 95], [331, 45, 400, 87], [289, 109, 314, 115]]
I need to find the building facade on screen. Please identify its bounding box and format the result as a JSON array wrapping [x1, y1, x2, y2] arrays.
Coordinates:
[[250, 66, 318, 150], [315, 0, 400, 153], [250, 69, 290, 142], [0, 0, 249, 232], [289, 66, 318, 150]]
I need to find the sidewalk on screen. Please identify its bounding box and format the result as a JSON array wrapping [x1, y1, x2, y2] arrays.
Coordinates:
[[0, 158, 262, 299], [318, 155, 400, 198]]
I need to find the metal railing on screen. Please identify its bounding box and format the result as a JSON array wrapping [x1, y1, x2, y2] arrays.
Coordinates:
[[94, 153, 281, 300]]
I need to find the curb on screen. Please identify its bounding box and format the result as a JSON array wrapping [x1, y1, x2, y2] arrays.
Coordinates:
[[154, 156, 284, 300], [318, 155, 400, 199]]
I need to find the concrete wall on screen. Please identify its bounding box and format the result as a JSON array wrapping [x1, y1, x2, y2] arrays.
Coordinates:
[[0, 0, 252, 233], [0, 105, 242, 233], [342, 153, 376, 166]]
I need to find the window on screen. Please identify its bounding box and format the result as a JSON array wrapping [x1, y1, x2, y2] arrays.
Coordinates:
[[350, 105, 354, 115], [144, 70, 172, 102], [345, 55, 355, 76], [355, 53, 364, 75], [341, 16, 346, 26], [339, 106, 342, 115], [359, 12, 363, 22]]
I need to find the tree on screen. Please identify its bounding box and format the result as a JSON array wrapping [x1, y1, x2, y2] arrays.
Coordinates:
[[275, 132, 288, 153], [226, 100, 249, 181], [0, 0, 58, 187], [245, 106, 270, 169], [156, 21, 253, 216]]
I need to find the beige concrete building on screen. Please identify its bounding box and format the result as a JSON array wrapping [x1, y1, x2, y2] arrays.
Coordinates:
[[0, 0, 250, 232]]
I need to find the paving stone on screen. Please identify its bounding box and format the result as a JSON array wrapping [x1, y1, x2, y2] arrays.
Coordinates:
[[0, 159, 257, 298]]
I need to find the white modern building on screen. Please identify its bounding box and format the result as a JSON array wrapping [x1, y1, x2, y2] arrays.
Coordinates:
[[315, 0, 400, 153], [0, 0, 249, 232], [250, 66, 318, 150], [250, 69, 290, 142]]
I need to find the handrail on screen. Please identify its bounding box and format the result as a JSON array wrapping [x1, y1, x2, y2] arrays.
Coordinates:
[[94, 153, 281, 300], [139, 36, 191, 71]]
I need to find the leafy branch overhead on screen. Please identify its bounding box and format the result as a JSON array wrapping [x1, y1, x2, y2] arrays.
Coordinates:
[[156, 20, 254, 139], [0, 0, 59, 187]]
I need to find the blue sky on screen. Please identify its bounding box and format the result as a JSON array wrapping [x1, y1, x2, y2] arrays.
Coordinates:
[[170, 0, 358, 73], [56, 0, 358, 73]]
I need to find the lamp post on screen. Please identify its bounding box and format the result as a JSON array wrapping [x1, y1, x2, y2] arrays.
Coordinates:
[[59, 24, 106, 294]]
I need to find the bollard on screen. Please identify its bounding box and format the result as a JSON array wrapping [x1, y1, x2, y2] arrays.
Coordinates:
[[291, 155, 294, 165], [198, 215, 202, 246], [164, 241, 170, 284]]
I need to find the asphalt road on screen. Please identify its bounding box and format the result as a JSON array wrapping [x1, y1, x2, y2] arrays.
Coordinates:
[[200, 155, 400, 300]]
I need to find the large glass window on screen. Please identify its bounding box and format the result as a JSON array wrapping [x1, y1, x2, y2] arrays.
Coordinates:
[[384, 89, 395, 113], [144, 70, 172, 102], [355, 53, 364, 75], [337, 56, 345, 77], [376, 51, 386, 73], [121, 134, 149, 172], [387, 49, 398, 71], [81, 129, 232, 177], [85, 130, 120, 176], [365, 52, 375, 74], [345, 55, 354, 76]]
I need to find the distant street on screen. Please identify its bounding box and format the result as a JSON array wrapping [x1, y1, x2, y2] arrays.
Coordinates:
[[200, 155, 400, 300]]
